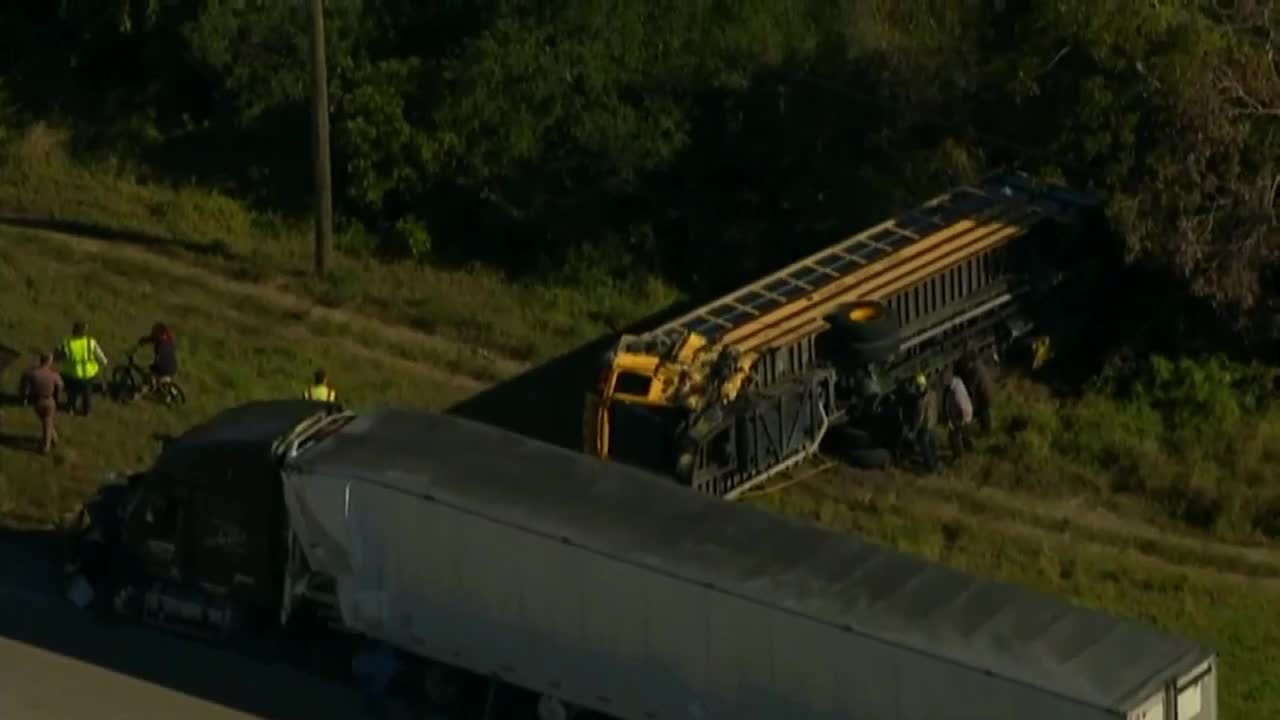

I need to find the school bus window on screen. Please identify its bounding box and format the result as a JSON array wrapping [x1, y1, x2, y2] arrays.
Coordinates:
[[614, 372, 653, 397]]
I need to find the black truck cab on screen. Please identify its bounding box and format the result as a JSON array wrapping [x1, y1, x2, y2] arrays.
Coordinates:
[[67, 400, 344, 636]]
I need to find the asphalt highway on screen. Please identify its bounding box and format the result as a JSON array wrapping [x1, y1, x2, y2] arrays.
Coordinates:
[[0, 531, 398, 720]]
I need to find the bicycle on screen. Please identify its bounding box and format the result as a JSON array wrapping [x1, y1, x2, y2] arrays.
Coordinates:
[[108, 349, 186, 406]]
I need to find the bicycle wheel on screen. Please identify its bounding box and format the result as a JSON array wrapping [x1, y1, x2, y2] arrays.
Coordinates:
[[110, 366, 141, 403], [161, 381, 186, 406]]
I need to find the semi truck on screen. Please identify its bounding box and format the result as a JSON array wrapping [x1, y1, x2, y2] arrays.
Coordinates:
[[583, 171, 1106, 496], [63, 400, 1217, 720]]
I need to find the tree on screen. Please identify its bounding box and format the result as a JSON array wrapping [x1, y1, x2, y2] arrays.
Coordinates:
[[977, 0, 1279, 315], [3, 0, 1275, 333], [308, 0, 334, 276]]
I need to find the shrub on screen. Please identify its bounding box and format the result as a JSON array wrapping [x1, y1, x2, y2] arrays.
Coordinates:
[[391, 215, 432, 260], [971, 356, 1280, 539]]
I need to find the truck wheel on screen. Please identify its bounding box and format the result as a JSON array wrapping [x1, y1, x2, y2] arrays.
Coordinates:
[[423, 664, 464, 708], [110, 583, 143, 620], [59, 481, 130, 598], [844, 447, 893, 470], [826, 301, 901, 345], [536, 695, 577, 720]]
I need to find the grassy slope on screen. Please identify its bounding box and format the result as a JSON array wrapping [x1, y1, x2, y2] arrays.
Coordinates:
[[0, 124, 678, 366], [0, 228, 479, 523], [2, 128, 1280, 717], [754, 478, 1278, 719]]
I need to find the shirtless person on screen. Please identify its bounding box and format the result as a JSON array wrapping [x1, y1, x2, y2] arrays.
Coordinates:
[[19, 352, 65, 454]]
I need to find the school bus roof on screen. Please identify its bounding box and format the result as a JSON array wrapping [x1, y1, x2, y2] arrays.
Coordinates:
[[637, 171, 1099, 357]]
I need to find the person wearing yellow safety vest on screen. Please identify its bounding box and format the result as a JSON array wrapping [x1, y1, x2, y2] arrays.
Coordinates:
[[896, 371, 940, 473], [303, 369, 337, 403], [57, 321, 109, 417]]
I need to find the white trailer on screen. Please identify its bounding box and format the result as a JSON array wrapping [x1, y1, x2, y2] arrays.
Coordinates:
[[280, 407, 1217, 720]]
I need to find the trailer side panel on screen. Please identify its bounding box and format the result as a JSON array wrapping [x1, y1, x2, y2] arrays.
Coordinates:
[[283, 408, 1216, 720], [291, 469, 1120, 720]]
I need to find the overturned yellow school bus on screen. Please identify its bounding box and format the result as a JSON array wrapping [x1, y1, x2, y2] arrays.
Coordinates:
[[584, 171, 1104, 497]]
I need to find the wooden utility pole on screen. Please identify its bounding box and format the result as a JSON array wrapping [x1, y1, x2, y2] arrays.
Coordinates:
[[307, 0, 333, 276]]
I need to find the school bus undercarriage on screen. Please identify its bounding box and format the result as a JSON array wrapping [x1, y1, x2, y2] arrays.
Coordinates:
[[584, 171, 1104, 497]]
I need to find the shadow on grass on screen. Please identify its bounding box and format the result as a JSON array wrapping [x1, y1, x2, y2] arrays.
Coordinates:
[[0, 358, 41, 453], [0, 343, 18, 377], [0, 215, 237, 261], [151, 432, 177, 450], [0, 432, 42, 454], [446, 298, 700, 451], [0, 390, 24, 415]]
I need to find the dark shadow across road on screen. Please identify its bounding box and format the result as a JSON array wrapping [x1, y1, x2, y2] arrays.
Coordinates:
[[0, 524, 377, 720]]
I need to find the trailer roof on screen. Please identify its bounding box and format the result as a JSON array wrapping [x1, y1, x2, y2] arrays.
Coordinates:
[[293, 407, 1211, 712]]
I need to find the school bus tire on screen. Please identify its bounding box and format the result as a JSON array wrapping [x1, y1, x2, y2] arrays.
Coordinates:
[[826, 300, 901, 345], [845, 447, 893, 470], [845, 336, 900, 364]]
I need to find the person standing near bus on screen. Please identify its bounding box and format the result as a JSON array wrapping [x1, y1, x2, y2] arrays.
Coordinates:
[[960, 348, 996, 434], [897, 372, 940, 473], [940, 364, 975, 459]]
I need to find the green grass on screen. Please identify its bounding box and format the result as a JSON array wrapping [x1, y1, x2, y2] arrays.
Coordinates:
[[753, 481, 1278, 719], [746, 356, 1280, 719], [0, 229, 479, 525], [3, 123, 1280, 716], [0, 123, 679, 366], [956, 362, 1280, 542]]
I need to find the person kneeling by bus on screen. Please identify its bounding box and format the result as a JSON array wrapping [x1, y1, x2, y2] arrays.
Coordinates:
[[959, 348, 996, 434], [897, 372, 940, 473]]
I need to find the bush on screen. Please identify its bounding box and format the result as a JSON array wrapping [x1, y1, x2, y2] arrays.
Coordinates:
[[391, 215, 432, 260], [978, 356, 1280, 539], [0, 125, 679, 365], [336, 221, 380, 256], [307, 265, 364, 308]]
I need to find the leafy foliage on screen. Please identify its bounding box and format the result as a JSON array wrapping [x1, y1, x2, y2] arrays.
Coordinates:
[[981, 355, 1280, 537], [0, 0, 1276, 329]]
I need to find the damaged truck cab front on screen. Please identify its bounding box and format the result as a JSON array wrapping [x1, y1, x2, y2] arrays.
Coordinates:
[[63, 400, 347, 638]]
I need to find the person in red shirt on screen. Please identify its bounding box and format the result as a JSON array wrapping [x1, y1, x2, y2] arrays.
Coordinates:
[[137, 322, 179, 391]]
